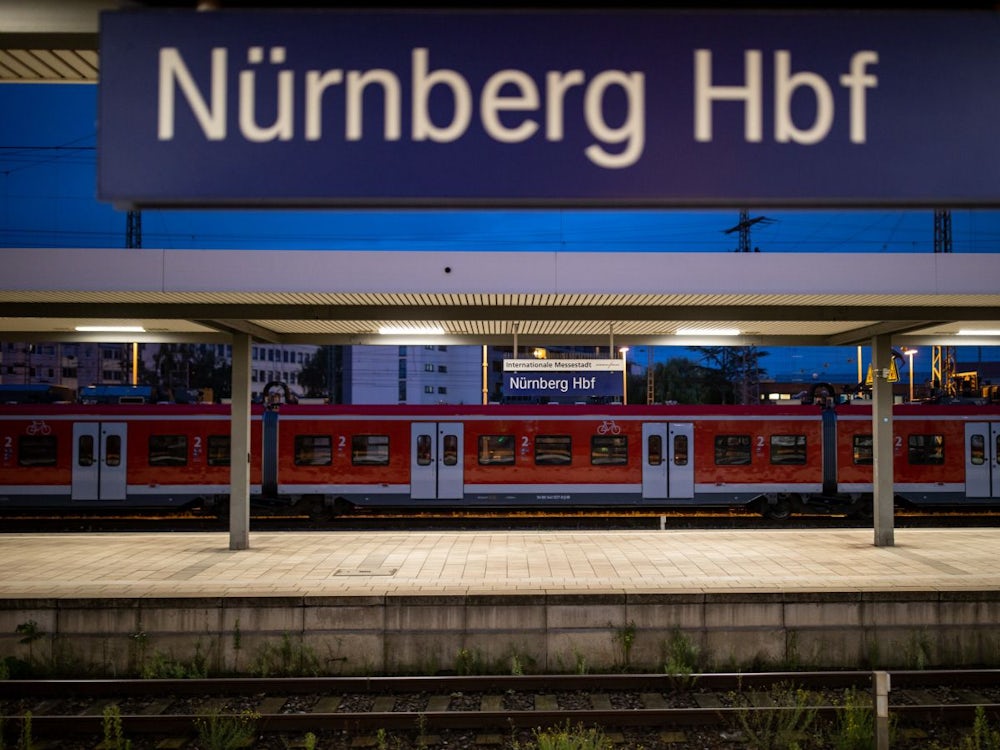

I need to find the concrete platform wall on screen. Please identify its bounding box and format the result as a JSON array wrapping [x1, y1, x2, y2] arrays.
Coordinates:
[[3, 591, 1000, 676]]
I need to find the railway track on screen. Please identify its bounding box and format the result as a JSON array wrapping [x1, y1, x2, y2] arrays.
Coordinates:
[[0, 507, 998, 533], [2, 671, 1000, 748]]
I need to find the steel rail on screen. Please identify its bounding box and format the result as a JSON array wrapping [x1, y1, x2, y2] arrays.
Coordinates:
[[3, 670, 1000, 739], [0, 671, 877, 698]]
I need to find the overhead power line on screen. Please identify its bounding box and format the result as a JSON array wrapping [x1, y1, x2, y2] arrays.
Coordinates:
[[723, 209, 776, 253]]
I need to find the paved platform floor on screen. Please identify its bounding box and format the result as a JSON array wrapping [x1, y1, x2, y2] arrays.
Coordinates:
[[1, 527, 999, 599]]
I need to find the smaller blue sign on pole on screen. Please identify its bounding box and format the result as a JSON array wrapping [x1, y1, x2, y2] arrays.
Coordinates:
[[503, 371, 621, 403], [502, 359, 624, 403]]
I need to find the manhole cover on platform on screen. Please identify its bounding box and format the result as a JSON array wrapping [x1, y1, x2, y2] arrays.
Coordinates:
[[334, 567, 398, 576]]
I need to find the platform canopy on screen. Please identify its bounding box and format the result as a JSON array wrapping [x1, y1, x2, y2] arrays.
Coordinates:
[[0, 248, 998, 349]]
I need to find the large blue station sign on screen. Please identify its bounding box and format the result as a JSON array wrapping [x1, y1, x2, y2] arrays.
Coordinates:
[[97, 9, 1000, 208]]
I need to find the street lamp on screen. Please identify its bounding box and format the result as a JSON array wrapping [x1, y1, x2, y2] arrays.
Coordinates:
[[905, 348, 918, 402], [619, 347, 629, 405]]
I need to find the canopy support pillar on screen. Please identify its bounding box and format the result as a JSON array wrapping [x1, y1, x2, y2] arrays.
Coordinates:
[[229, 332, 251, 550], [871, 333, 895, 547]]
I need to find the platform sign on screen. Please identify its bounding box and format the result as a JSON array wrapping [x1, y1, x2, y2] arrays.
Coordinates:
[[98, 9, 1000, 208], [502, 359, 623, 401], [503, 359, 624, 372]]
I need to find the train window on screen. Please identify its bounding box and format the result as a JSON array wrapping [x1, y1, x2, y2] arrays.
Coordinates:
[[294, 435, 332, 466], [535, 435, 572, 465], [442, 434, 458, 466], [647, 434, 663, 466], [908, 434, 944, 465], [970, 434, 986, 466], [148, 435, 188, 466], [770, 435, 807, 465], [105, 435, 121, 467], [207, 435, 231, 466], [479, 435, 515, 465], [18, 435, 57, 467], [714, 435, 750, 465], [673, 434, 688, 466], [353, 435, 389, 466], [416, 434, 432, 466], [592, 435, 627, 465], [853, 435, 873, 465], [78, 434, 94, 467]]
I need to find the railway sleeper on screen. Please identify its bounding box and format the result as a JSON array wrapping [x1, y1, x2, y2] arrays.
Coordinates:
[[6, 671, 1000, 739]]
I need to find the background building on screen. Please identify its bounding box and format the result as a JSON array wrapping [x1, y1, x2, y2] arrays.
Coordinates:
[[4, 338, 998, 405], [339, 345, 483, 405], [1, 341, 127, 392]]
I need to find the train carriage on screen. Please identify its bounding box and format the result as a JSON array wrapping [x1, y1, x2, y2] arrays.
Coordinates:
[[0, 404, 264, 509], [834, 403, 1000, 507], [685, 406, 825, 517], [1, 400, 999, 516], [267, 404, 826, 514]]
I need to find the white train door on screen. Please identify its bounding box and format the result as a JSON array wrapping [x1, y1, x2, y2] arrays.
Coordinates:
[[642, 422, 694, 500], [410, 422, 464, 500], [965, 422, 1000, 498], [642, 423, 668, 499], [668, 423, 695, 499], [72, 422, 127, 501]]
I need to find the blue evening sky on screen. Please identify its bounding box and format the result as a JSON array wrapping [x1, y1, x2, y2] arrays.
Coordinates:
[[2, 83, 998, 383]]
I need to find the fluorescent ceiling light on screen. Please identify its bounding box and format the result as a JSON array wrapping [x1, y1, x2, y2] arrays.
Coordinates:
[[676, 327, 741, 336], [957, 329, 1000, 336], [378, 325, 445, 335], [75, 325, 146, 333]]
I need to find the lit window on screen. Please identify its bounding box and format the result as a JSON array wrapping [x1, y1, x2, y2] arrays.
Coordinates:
[[535, 435, 571, 465], [352, 435, 389, 466], [592, 435, 627, 465], [770, 435, 807, 465], [714, 435, 750, 465]]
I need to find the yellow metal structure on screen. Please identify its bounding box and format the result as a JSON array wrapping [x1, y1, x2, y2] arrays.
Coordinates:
[[932, 345, 956, 396]]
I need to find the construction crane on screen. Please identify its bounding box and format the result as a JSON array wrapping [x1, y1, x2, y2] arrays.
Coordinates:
[[126, 210, 142, 386], [931, 209, 956, 396], [646, 346, 654, 404]]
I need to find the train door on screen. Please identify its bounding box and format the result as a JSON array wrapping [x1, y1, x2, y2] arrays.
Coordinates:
[[410, 422, 464, 500], [965, 422, 1000, 498], [668, 423, 695, 498], [642, 424, 668, 499], [641, 422, 694, 500], [71, 422, 127, 501]]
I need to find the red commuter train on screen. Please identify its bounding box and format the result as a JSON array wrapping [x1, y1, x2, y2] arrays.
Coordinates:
[[1, 402, 999, 519]]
